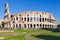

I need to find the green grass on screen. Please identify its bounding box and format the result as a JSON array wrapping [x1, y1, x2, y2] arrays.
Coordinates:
[[4, 34, 25, 40], [0, 30, 60, 40]]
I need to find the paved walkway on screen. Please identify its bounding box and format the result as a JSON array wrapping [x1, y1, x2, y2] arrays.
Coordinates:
[[0, 30, 14, 32], [0, 37, 4, 40]]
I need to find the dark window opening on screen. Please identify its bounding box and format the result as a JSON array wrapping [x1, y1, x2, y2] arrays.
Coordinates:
[[43, 24, 44, 28], [30, 24, 32, 28], [16, 17, 18, 20], [45, 24, 47, 28], [37, 24, 39, 26], [40, 15, 41, 17], [48, 25, 49, 28], [28, 24, 29, 28], [19, 24, 21, 28], [47, 18, 49, 22], [24, 17, 26, 21], [19, 15, 21, 16], [30, 17, 32, 21], [13, 21, 15, 23], [40, 24, 42, 28], [27, 18, 29, 22], [42, 18, 44, 22], [24, 24, 26, 28], [14, 18, 15, 20], [11, 15, 13, 18], [22, 18, 23, 20], [34, 24, 35, 28], [45, 18, 46, 21], [40, 18, 41, 22], [27, 15, 29, 16]]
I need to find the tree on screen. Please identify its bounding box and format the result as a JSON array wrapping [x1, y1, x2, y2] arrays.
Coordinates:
[[57, 24, 60, 28], [1, 21, 4, 28]]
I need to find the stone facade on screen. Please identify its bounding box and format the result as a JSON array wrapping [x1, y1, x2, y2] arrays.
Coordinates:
[[4, 3, 57, 29]]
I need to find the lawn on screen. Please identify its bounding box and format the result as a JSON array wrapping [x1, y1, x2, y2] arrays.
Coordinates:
[[0, 29, 60, 40]]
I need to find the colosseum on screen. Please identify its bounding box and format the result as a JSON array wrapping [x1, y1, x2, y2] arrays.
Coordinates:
[[4, 3, 57, 29]]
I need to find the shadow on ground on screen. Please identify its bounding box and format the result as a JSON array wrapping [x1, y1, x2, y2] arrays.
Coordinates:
[[41, 28, 60, 32], [32, 35, 60, 40]]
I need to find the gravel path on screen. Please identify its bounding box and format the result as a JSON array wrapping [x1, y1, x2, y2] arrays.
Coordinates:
[[25, 34, 32, 40]]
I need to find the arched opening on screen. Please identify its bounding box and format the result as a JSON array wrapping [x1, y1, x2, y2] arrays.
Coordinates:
[[34, 24, 35, 28], [16, 24, 18, 28], [40, 18, 41, 22], [24, 24, 26, 28], [42, 18, 44, 22], [40, 24, 41, 28], [27, 18, 29, 22], [24, 17, 26, 21], [16, 17, 18, 20], [30, 24, 32, 29], [19, 24, 21, 29], [43, 24, 44, 29]]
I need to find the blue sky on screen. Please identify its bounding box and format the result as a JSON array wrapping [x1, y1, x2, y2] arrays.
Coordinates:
[[0, 0, 60, 24]]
